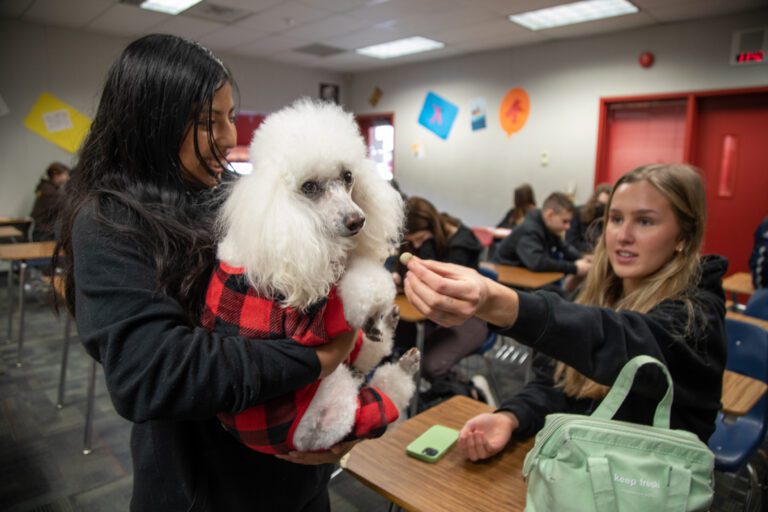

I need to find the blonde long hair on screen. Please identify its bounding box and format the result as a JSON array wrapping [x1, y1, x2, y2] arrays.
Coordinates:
[[556, 164, 707, 399]]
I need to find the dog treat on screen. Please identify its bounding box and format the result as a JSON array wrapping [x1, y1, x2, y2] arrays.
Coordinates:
[[400, 252, 413, 265]]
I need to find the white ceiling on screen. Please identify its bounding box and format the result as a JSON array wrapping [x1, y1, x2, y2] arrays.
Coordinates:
[[1, 0, 765, 72]]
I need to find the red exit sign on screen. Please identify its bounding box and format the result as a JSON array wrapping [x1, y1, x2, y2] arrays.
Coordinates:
[[735, 50, 765, 63]]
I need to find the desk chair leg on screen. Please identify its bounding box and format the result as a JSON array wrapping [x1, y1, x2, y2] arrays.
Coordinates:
[[56, 315, 72, 409], [388, 502, 402, 512], [408, 322, 425, 417], [16, 261, 27, 367], [83, 358, 97, 455], [6, 263, 13, 343]]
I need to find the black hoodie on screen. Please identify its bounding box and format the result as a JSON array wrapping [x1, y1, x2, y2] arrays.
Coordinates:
[[495, 254, 728, 443]]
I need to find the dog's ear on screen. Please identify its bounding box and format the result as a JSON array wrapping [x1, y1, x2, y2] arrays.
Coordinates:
[[350, 160, 405, 262], [217, 166, 350, 310]]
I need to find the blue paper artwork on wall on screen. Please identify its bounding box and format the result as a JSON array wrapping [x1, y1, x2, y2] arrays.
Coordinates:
[[418, 91, 458, 140], [470, 97, 487, 131]]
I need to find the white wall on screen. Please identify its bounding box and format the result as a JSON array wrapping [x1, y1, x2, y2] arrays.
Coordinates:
[[0, 19, 345, 218], [349, 9, 768, 227]]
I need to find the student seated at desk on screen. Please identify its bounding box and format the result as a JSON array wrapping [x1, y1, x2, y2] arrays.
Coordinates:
[[566, 183, 611, 253], [394, 196, 488, 403], [30, 162, 70, 241], [749, 216, 767, 289], [496, 183, 536, 229], [493, 192, 591, 281], [400, 164, 727, 456]]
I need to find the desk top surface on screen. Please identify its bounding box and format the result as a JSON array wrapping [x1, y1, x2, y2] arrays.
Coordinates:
[[722, 272, 755, 297], [722, 370, 768, 416], [483, 263, 564, 289], [395, 294, 426, 323], [0, 226, 23, 238], [0, 241, 56, 260], [344, 395, 532, 512], [726, 310, 768, 331]]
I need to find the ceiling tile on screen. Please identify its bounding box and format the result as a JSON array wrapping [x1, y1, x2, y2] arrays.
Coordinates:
[[465, 0, 567, 17], [283, 13, 370, 41], [229, 34, 307, 57], [235, 0, 332, 32], [393, 6, 498, 34], [22, 0, 115, 28], [0, 0, 34, 19], [197, 25, 268, 51], [325, 22, 411, 49], [86, 3, 168, 38], [642, 0, 767, 22], [541, 11, 656, 39], [422, 18, 529, 45], [299, 0, 370, 13], [214, 0, 283, 11], [150, 15, 224, 39], [347, 0, 449, 23]]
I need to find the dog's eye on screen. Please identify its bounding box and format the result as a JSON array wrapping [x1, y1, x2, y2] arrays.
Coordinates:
[[342, 170, 353, 186], [301, 180, 320, 197]]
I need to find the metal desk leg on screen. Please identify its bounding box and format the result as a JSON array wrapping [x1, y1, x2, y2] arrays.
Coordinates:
[[408, 321, 425, 417], [6, 262, 13, 342], [57, 315, 72, 409], [16, 261, 27, 367], [83, 358, 97, 455]]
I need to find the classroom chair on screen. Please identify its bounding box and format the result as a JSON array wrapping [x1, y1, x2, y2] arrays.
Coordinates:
[[707, 318, 768, 511], [53, 275, 98, 455], [744, 288, 768, 322]]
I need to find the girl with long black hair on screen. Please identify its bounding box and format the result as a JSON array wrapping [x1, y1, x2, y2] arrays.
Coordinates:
[[55, 34, 356, 511]]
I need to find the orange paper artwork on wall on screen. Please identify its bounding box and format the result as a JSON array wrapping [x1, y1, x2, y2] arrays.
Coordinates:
[[499, 88, 530, 136]]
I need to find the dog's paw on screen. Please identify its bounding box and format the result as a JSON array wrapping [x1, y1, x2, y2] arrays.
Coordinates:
[[362, 304, 397, 342], [397, 347, 421, 375], [386, 304, 400, 330]]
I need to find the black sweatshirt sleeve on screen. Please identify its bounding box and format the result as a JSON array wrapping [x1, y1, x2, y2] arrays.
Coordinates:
[[497, 352, 573, 439], [494, 289, 726, 438], [72, 209, 321, 423]]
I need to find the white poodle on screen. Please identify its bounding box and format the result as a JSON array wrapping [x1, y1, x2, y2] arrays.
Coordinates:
[[205, 98, 419, 453]]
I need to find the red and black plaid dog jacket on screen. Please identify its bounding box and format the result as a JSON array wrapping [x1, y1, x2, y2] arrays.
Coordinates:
[[201, 261, 400, 454]]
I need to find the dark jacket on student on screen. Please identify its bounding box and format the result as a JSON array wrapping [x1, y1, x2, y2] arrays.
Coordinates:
[[414, 224, 484, 270], [565, 204, 605, 254], [30, 178, 64, 240], [495, 254, 728, 443], [749, 216, 768, 289], [72, 201, 333, 512], [493, 209, 582, 274]]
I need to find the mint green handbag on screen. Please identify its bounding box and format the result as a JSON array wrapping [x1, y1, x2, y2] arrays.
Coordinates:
[[522, 355, 715, 512]]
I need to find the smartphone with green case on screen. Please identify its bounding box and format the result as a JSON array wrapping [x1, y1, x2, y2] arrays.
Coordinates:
[[405, 425, 459, 463]]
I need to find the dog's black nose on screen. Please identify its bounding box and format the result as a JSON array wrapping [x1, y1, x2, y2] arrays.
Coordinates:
[[343, 213, 365, 235]]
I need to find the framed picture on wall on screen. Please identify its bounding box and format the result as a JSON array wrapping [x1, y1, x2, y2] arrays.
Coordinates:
[[319, 82, 340, 104]]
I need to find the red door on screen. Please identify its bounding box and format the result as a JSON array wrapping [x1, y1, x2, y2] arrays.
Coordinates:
[[693, 93, 768, 273], [602, 100, 687, 184]]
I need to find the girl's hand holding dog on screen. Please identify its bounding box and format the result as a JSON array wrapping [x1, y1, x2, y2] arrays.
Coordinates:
[[275, 440, 359, 465], [315, 329, 358, 379], [402, 256, 519, 329]]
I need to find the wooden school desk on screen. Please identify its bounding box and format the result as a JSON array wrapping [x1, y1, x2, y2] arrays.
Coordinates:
[[343, 395, 532, 512], [0, 240, 56, 365], [481, 262, 563, 290], [395, 294, 426, 416], [0, 226, 23, 239], [722, 272, 755, 310], [719, 311, 768, 416]]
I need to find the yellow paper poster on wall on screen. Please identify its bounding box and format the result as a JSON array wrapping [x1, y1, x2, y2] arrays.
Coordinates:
[[24, 93, 91, 153]]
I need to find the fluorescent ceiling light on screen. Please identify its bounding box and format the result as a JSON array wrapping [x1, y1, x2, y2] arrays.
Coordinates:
[[509, 0, 638, 31], [356, 37, 444, 59], [140, 0, 203, 15]]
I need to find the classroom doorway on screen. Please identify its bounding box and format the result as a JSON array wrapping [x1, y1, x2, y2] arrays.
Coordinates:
[[595, 87, 768, 274], [356, 113, 395, 180]]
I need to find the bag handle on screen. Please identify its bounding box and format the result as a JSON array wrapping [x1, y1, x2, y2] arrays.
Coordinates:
[[587, 457, 691, 512], [590, 355, 674, 428]]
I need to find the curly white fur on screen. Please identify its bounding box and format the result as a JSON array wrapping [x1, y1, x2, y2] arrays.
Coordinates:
[[217, 98, 404, 311], [215, 99, 417, 451]]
